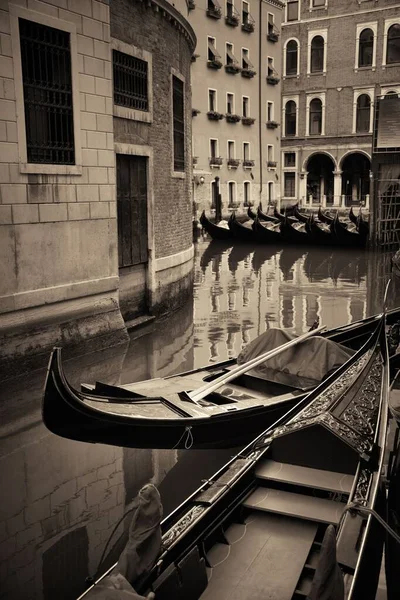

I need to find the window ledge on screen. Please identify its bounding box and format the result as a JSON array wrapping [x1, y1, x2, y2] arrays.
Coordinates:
[[20, 163, 83, 175], [171, 171, 186, 179], [284, 74, 299, 79], [114, 105, 152, 123], [382, 62, 400, 69], [307, 72, 326, 77]]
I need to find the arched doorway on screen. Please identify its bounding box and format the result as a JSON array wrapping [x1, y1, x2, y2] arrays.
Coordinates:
[[341, 153, 371, 207], [306, 154, 335, 205]]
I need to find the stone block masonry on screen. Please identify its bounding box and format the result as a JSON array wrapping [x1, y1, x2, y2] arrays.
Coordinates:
[[0, 0, 127, 370]]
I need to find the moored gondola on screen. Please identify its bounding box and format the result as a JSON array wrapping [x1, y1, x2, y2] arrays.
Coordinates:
[[228, 212, 255, 242], [274, 206, 297, 223], [247, 205, 257, 220], [280, 215, 311, 245], [349, 206, 358, 225], [306, 213, 336, 246], [293, 205, 309, 224], [42, 309, 400, 452], [331, 213, 368, 248], [257, 205, 280, 223], [200, 211, 232, 241], [252, 216, 281, 243], [356, 209, 370, 237], [318, 206, 334, 224], [78, 313, 391, 600]]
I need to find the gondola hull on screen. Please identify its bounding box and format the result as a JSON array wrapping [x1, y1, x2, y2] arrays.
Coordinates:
[[252, 216, 281, 243], [228, 212, 255, 242], [331, 215, 368, 248], [306, 215, 336, 246], [280, 218, 311, 245], [42, 309, 400, 451], [200, 211, 232, 241]]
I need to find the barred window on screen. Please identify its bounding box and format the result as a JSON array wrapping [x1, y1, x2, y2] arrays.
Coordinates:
[[172, 76, 185, 172], [19, 18, 75, 165], [113, 50, 148, 111]]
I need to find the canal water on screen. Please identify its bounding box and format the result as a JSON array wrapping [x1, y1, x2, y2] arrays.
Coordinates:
[[0, 237, 396, 600]]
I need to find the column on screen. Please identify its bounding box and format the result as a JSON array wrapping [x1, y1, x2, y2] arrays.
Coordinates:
[[333, 171, 342, 207], [299, 172, 307, 205]]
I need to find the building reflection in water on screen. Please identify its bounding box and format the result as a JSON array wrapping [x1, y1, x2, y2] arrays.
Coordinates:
[[0, 236, 394, 600]]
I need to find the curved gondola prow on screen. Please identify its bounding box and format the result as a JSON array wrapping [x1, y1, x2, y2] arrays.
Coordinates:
[[349, 206, 358, 225], [42, 348, 80, 435], [318, 206, 334, 224], [247, 205, 257, 220]]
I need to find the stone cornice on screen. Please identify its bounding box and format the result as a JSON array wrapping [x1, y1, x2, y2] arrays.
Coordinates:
[[264, 0, 285, 9], [140, 0, 197, 53]]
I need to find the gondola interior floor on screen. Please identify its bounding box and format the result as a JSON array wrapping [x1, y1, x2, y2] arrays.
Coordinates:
[[201, 512, 317, 600]]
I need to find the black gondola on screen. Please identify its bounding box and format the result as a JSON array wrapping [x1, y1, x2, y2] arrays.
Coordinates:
[[42, 310, 400, 452], [318, 206, 334, 224], [257, 205, 280, 223], [293, 205, 309, 224], [200, 211, 232, 241], [247, 205, 257, 220], [274, 206, 297, 223], [252, 216, 281, 244], [280, 215, 310, 245], [330, 213, 367, 248], [228, 212, 255, 242], [349, 206, 358, 225], [356, 210, 370, 237], [78, 313, 390, 600], [306, 214, 336, 246]]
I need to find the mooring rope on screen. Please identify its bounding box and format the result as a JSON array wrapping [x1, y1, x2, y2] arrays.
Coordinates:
[[172, 426, 194, 450]]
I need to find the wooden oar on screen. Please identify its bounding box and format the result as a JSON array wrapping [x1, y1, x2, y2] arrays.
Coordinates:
[[188, 325, 326, 403]]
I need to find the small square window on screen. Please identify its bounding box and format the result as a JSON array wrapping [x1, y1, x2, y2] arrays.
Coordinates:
[[284, 152, 296, 167]]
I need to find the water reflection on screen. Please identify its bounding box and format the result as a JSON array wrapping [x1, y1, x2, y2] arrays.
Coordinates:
[[0, 238, 396, 600]]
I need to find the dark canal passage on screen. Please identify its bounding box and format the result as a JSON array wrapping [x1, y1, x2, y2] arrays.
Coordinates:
[[0, 237, 396, 600]]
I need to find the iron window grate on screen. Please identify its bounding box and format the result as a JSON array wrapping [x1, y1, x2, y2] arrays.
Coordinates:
[[19, 18, 75, 165], [113, 50, 148, 111], [173, 76, 185, 172]]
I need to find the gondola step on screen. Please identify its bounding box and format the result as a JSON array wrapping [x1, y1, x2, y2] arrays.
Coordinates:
[[243, 487, 345, 524], [255, 459, 352, 494]]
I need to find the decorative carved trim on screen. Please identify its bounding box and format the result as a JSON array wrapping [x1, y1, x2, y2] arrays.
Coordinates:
[[162, 505, 205, 549]]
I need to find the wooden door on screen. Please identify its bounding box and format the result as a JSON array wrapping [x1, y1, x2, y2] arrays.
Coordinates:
[[116, 154, 148, 268]]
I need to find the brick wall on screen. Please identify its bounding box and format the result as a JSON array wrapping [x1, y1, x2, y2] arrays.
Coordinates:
[[111, 0, 195, 260]]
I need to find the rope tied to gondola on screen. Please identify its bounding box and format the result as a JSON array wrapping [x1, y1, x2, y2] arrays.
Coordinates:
[[340, 501, 400, 545], [172, 426, 193, 450]]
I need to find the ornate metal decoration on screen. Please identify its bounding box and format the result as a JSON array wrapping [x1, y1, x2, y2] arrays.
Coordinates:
[[271, 349, 383, 456], [353, 468, 372, 506], [162, 505, 205, 549]]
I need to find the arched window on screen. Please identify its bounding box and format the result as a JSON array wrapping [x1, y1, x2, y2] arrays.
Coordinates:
[[356, 94, 371, 132], [359, 28, 373, 67], [285, 100, 296, 136], [286, 40, 298, 76], [310, 35, 324, 73], [309, 98, 322, 135], [387, 24, 400, 64]]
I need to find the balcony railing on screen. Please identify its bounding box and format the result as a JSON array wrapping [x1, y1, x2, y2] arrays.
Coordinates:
[[209, 156, 223, 166], [226, 113, 241, 123], [266, 120, 279, 129], [225, 62, 241, 74], [227, 158, 240, 168], [267, 74, 280, 85], [243, 159, 255, 168], [242, 14, 255, 33], [207, 58, 223, 69], [267, 25, 280, 42], [241, 67, 256, 78], [207, 110, 224, 120], [242, 116, 255, 125], [206, 2, 222, 19], [267, 160, 277, 168]]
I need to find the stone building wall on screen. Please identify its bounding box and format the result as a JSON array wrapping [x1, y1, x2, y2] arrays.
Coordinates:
[[0, 0, 128, 372]]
